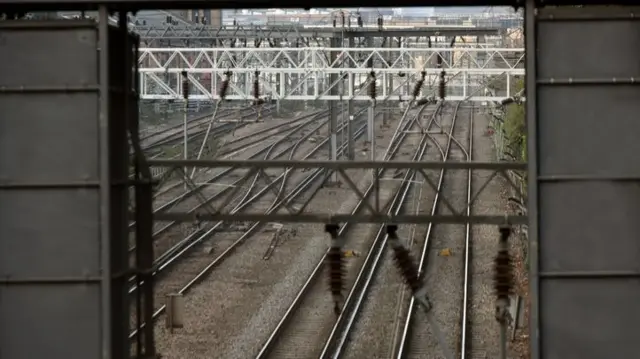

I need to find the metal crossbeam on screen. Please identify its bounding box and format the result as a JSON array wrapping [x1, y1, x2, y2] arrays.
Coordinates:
[[138, 47, 524, 101], [135, 24, 502, 44], [144, 159, 526, 224]]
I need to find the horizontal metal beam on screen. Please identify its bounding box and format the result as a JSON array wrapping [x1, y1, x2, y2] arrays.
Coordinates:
[[146, 159, 524, 225], [148, 159, 526, 170], [138, 47, 524, 74], [141, 95, 517, 102], [138, 46, 523, 101], [148, 212, 528, 225], [0, 1, 617, 12], [134, 25, 502, 41], [140, 68, 524, 75]]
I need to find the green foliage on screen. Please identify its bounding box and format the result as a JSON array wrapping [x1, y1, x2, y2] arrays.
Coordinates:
[[503, 78, 526, 163]]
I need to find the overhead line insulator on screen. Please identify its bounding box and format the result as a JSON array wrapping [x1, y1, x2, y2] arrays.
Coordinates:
[[325, 223, 344, 316], [438, 70, 446, 101], [181, 70, 189, 100], [412, 70, 427, 98], [494, 225, 514, 324], [368, 70, 377, 102], [219, 70, 232, 100]]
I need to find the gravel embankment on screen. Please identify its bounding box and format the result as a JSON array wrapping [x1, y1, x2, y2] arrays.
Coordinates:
[[129, 115, 315, 326], [153, 113, 403, 358], [257, 116, 424, 359], [467, 108, 504, 358], [351, 103, 469, 358], [342, 105, 443, 358]]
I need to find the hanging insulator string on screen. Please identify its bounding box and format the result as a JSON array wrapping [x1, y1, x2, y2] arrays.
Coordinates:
[[438, 70, 446, 101], [325, 223, 344, 316], [386, 224, 455, 359], [219, 70, 232, 100], [494, 224, 514, 359], [368, 70, 377, 104], [412, 70, 427, 99]]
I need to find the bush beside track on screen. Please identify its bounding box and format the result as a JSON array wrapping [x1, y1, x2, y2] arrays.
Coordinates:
[[490, 79, 530, 359]]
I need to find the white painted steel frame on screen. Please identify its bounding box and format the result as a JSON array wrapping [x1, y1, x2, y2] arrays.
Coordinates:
[[138, 47, 525, 101]]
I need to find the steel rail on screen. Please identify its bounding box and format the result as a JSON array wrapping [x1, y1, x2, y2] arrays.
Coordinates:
[[459, 103, 474, 358], [254, 104, 428, 359], [153, 106, 287, 158], [128, 110, 328, 232], [140, 109, 367, 244], [393, 101, 466, 359], [146, 117, 370, 277], [139, 106, 240, 141], [129, 112, 335, 267], [140, 105, 271, 150], [146, 109, 311, 200], [128, 112, 371, 292], [318, 104, 443, 359], [128, 111, 371, 340]]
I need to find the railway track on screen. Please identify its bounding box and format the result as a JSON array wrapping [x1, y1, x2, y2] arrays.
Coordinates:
[[129, 108, 372, 340], [127, 110, 326, 242], [334, 102, 501, 359], [143, 109, 325, 210], [140, 112, 333, 262], [140, 105, 271, 152], [253, 104, 437, 359], [389, 101, 473, 359]]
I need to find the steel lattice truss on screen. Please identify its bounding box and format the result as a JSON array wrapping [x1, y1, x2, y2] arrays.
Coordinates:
[[138, 47, 525, 102], [145, 159, 527, 224], [134, 24, 503, 47]]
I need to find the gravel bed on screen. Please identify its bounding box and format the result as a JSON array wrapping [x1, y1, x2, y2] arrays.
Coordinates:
[[243, 114, 421, 358], [153, 113, 405, 359], [313, 105, 512, 359], [401, 105, 471, 358], [147, 117, 322, 260], [140, 107, 276, 149], [467, 109, 505, 358], [129, 116, 316, 322], [342, 106, 444, 359], [150, 117, 292, 207]]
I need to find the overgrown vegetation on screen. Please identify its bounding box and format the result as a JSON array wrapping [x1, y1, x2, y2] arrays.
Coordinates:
[[504, 79, 526, 164], [491, 78, 527, 193], [492, 78, 530, 359]]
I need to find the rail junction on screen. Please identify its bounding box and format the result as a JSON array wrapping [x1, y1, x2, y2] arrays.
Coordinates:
[[0, 3, 636, 359]]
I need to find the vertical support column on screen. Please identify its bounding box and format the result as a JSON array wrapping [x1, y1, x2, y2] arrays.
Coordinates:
[[125, 17, 156, 357], [534, 5, 640, 359], [402, 37, 410, 105], [0, 17, 131, 358], [463, 72, 467, 98], [328, 37, 340, 181], [181, 71, 189, 189], [384, 37, 392, 126], [368, 105, 375, 158], [366, 37, 374, 143], [524, 2, 540, 357], [278, 71, 284, 114], [347, 100, 354, 160]]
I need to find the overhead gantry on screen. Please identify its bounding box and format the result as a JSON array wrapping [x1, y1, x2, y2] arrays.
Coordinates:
[[134, 23, 505, 47], [138, 46, 524, 102]]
